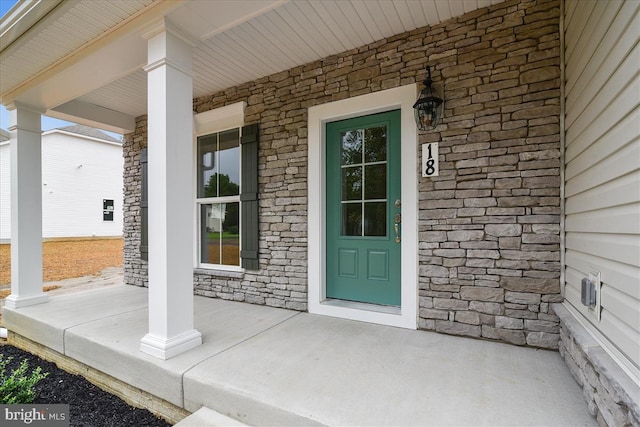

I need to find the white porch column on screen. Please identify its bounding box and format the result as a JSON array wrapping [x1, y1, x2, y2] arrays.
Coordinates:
[[5, 103, 48, 309], [140, 19, 202, 359]]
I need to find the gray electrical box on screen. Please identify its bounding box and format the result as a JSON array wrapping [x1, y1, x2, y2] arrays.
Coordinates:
[[581, 278, 596, 306]]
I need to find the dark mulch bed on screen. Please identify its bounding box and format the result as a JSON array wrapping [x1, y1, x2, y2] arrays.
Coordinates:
[[0, 344, 172, 427]]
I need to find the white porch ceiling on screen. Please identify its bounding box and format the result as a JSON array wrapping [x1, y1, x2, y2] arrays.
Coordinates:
[[0, 0, 154, 94], [0, 0, 505, 134]]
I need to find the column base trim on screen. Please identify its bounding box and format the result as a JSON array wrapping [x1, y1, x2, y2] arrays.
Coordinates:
[[4, 293, 49, 309], [140, 329, 202, 360]]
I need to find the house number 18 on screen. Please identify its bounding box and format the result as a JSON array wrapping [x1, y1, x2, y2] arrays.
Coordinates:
[[422, 142, 439, 177]]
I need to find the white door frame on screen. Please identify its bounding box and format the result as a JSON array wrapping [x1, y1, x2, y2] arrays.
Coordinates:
[[308, 84, 418, 329]]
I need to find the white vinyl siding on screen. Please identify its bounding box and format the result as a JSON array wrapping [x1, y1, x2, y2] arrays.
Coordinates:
[[564, 0, 640, 371], [0, 131, 123, 240]]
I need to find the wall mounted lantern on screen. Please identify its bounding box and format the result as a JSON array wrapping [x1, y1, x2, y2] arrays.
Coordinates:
[[413, 65, 443, 131]]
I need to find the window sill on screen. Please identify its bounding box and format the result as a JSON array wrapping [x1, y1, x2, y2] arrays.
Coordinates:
[[194, 267, 244, 279]]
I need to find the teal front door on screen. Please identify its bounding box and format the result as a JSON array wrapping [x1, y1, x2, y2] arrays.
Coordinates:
[[326, 110, 401, 306]]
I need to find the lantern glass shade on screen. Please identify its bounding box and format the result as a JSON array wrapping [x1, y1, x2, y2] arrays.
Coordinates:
[[413, 67, 443, 131]]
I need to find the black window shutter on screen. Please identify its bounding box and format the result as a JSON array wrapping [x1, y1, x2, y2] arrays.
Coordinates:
[[140, 148, 148, 261], [240, 123, 259, 270]]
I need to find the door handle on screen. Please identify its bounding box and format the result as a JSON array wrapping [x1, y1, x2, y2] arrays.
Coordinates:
[[394, 213, 401, 243]]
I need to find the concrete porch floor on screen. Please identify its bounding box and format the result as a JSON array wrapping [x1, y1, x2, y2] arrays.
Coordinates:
[[2, 285, 596, 426]]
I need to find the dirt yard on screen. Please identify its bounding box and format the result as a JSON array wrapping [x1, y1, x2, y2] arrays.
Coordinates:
[[0, 238, 123, 285]]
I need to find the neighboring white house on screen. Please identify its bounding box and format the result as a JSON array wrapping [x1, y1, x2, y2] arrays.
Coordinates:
[[205, 204, 226, 233], [0, 0, 638, 425], [0, 125, 123, 242]]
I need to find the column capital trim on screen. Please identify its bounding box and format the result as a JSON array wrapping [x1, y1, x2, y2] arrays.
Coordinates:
[[140, 17, 197, 47], [143, 57, 193, 78], [7, 124, 42, 133], [7, 102, 43, 133], [6, 101, 46, 115]]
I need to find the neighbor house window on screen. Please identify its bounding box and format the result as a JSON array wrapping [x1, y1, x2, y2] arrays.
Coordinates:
[[197, 129, 241, 267], [103, 199, 114, 221]]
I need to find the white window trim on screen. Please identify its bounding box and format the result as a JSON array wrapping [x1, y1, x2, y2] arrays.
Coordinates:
[[194, 102, 246, 135], [193, 102, 245, 273], [308, 85, 418, 329]]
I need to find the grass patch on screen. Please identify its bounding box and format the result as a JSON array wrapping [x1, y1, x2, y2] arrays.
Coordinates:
[[207, 232, 240, 240]]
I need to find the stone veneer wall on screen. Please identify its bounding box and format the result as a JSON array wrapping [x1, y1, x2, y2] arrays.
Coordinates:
[[415, 0, 562, 348], [123, 0, 562, 347], [554, 304, 640, 427], [123, 117, 148, 287]]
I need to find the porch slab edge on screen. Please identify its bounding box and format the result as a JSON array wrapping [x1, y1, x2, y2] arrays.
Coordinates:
[[174, 407, 248, 427], [182, 380, 324, 427], [7, 331, 190, 425], [2, 306, 65, 353]]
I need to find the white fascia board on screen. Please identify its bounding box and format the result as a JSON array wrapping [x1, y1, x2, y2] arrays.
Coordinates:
[[0, 0, 62, 50], [48, 100, 135, 134]]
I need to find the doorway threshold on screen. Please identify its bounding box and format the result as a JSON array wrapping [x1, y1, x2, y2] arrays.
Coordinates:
[[322, 299, 401, 315]]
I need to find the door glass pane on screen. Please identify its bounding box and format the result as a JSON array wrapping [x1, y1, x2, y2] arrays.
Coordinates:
[[364, 126, 387, 163], [342, 166, 362, 201], [339, 123, 389, 237], [341, 130, 362, 165], [342, 203, 362, 236], [364, 202, 386, 236], [364, 164, 386, 200]]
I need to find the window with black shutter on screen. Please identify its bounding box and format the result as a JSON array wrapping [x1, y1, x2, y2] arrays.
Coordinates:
[[194, 123, 259, 270], [140, 124, 259, 268], [240, 123, 259, 270]]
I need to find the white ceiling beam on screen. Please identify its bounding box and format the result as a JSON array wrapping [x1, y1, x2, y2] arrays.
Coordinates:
[[48, 100, 135, 134], [194, 0, 287, 41]]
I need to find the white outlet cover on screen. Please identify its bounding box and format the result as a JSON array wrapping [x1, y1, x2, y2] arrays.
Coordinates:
[[589, 271, 602, 321]]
